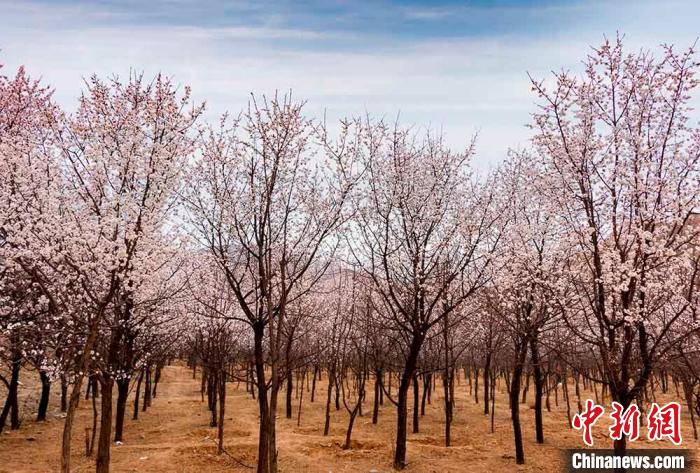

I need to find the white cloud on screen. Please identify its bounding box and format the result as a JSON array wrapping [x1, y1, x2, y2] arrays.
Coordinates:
[[1, 0, 699, 169]]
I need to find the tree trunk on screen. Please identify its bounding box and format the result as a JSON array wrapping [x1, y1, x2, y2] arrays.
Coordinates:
[[563, 372, 572, 427], [62, 315, 102, 473], [297, 369, 305, 427], [311, 366, 318, 403], [372, 370, 381, 424], [484, 352, 491, 415], [60, 374, 68, 412], [210, 373, 218, 427], [95, 378, 114, 473], [334, 376, 340, 411], [443, 369, 452, 446], [490, 369, 496, 433], [611, 392, 633, 467], [37, 370, 51, 422], [253, 325, 271, 473], [380, 371, 384, 406], [152, 365, 161, 398], [427, 373, 432, 405], [412, 373, 419, 434], [133, 370, 143, 420], [420, 374, 429, 416], [286, 370, 293, 419], [323, 367, 335, 436], [393, 334, 424, 470], [0, 353, 21, 432], [142, 366, 151, 412], [529, 335, 544, 444], [89, 383, 98, 456], [394, 372, 411, 469], [343, 409, 358, 449], [218, 373, 226, 455], [85, 376, 92, 400], [682, 380, 698, 440], [575, 373, 583, 413], [267, 367, 280, 473], [62, 371, 83, 469], [510, 340, 528, 465], [114, 378, 129, 442], [613, 436, 627, 463], [442, 314, 452, 446]]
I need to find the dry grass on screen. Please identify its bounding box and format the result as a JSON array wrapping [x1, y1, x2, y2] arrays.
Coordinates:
[[0, 365, 697, 472]]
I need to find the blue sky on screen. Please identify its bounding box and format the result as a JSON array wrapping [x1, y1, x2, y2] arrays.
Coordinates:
[[2, 0, 699, 168]]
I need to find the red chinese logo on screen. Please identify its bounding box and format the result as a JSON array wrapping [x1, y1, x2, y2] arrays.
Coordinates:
[[647, 402, 682, 445], [572, 399, 605, 446], [608, 401, 640, 441], [572, 400, 682, 446]]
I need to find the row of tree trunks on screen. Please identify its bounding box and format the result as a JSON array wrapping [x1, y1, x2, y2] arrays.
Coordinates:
[[0, 351, 21, 432]]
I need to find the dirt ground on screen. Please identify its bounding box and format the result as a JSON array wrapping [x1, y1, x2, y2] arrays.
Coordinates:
[[0, 365, 697, 472]]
